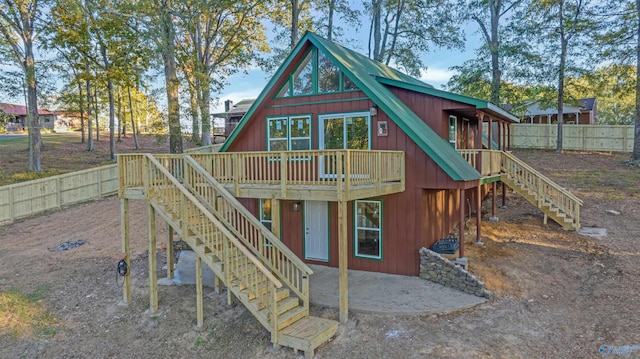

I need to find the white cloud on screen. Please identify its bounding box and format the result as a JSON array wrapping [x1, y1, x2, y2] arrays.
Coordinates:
[[419, 67, 454, 87]]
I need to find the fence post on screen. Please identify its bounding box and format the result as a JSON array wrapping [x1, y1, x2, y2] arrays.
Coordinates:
[[56, 177, 62, 209], [376, 151, 382, 192]]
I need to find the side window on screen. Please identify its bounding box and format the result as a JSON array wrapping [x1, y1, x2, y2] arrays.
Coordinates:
[[354, 200, 382, 260], [448, 115, 457, 148]]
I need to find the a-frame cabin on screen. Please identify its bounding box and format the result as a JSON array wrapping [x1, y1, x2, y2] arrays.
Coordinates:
[[118, 31, 582, 357]]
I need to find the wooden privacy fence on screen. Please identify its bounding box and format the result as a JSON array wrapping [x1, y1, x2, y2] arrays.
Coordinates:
[[0, 165, 118, 225], [511, 124, 634, 152]]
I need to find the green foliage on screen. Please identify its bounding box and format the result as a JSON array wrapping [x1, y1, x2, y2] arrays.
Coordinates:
[[367, 0, 465, 77]]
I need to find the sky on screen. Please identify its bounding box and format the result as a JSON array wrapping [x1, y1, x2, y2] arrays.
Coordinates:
[[211, 4, 482, 115]]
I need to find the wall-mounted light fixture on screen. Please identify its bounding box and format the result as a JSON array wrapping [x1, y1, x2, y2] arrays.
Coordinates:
[[293, 202, 301, 212], [370, 104, 378, 116]]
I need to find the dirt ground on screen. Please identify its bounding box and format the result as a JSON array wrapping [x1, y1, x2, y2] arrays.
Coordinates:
[[1, 149, 639, 358]]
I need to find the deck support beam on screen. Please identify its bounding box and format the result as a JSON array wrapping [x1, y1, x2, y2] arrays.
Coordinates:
[[491, 182, 497, 219], [196, 255, 204, 328], [120, 198, 131, 303], [272, 199, 281, 239], [148, 203, 158, 313], [458, 189, 465, 258], [476, 184, 482, 243], [167, 226, 174, 280], [338, 200, 348, 324]]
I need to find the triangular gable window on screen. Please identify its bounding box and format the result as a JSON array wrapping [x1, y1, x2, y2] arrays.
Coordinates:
[[276, 48, 360, 98]]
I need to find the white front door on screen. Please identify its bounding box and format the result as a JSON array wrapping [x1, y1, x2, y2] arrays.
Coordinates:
[[304, 201, 329, 261]]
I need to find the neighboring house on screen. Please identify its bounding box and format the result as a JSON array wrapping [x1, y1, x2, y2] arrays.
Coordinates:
[[220, 32, 524, 277], [520, 98, 598, 125], [0, 103, 58, 132], [212, 98, 255, 137]]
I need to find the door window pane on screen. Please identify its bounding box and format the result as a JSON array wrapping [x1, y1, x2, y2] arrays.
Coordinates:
[[347, 115, 368, 150], [323, 117, 344, 149]]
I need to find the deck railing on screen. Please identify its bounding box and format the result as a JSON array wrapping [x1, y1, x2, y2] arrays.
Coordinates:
[[142, 154, 283, 338], [181, 156, 312, 309], [500, 151, 582, 229], [457, 149, 502, 177], [189, 149, 404, 199]]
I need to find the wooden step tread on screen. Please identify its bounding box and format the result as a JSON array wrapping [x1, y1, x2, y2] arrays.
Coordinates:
[[278, 316, 338, 357]]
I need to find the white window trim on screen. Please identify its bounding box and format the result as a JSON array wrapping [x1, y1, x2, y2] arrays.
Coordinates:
[[267, 115, 311, 152], [318, 112, 371, 150], [354, 199, 382, 260]]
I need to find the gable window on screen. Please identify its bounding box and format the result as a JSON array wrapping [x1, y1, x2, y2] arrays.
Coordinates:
[[292, 52, 313, 96], [354, 200, 382, 260], [319, 112, 370, 150], [318, 51, 340, 93], [448, 115, 457, 148], [276, 49, 360, 98], [267, 115, 311, 151]]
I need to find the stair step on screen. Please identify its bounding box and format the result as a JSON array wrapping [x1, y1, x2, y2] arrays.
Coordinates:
[[258, 296, 299, 316], [276, 306, 308, 330], [278, 316, 339, 358], [248, 288, 290, 308]]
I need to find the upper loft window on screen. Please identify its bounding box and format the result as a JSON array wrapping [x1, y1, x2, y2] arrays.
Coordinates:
[[276, 49, 360, 98], [293, 52, 313, 96]]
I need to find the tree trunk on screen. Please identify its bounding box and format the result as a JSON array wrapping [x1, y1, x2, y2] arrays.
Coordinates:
[[107, 77, 116, 161], [327, 0, 335, 40], [556, 5, 566, 153], [25, 40, 41, 172], [160, 6, 183, 154], [117, 85, 122, 142], [86, 76, 95, 151], [187, 72, 200, 143], [489, 0, 501, 104], [199, 86, 212, 146], [127, 86, 140, 150], [633, 0, 640, 161], [78, 83, 85, 144], [370, 0, 383, 61], [94, 88, 100, 141], [291, 0, 300, 49]]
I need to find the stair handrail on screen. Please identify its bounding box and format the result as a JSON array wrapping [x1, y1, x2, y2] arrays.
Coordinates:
[[143, 154, 283, 290], [145, 154, 283, 335], [182, 155, 312, 305], [501, 151, 583, 205]]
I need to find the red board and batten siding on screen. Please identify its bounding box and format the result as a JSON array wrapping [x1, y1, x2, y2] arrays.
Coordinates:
[[225, 82, 483, 276]]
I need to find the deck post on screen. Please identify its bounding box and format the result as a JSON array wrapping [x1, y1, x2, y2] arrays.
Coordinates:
[[148, 203, 158, 313], [167, 226, 174, 279], [120, 198, 131, 303], [476, 184, 482, 244], [459, 189, 465, 258], [491, 182, 497, 219], [502, 182, 507, 207], [196, 255, 203, 328], [272, 199, 281, 239], [338, 200, 349, 324]]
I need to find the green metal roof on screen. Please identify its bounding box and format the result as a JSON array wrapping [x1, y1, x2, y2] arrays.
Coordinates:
[[221, 32, 494, 182]]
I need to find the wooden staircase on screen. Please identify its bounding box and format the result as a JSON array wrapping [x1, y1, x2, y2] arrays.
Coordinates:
[[500, 151, 582, 230], [143, 154, 337, 358]]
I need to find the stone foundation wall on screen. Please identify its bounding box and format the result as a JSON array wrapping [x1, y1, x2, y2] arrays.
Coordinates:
[[419, 248, 493, 299]]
